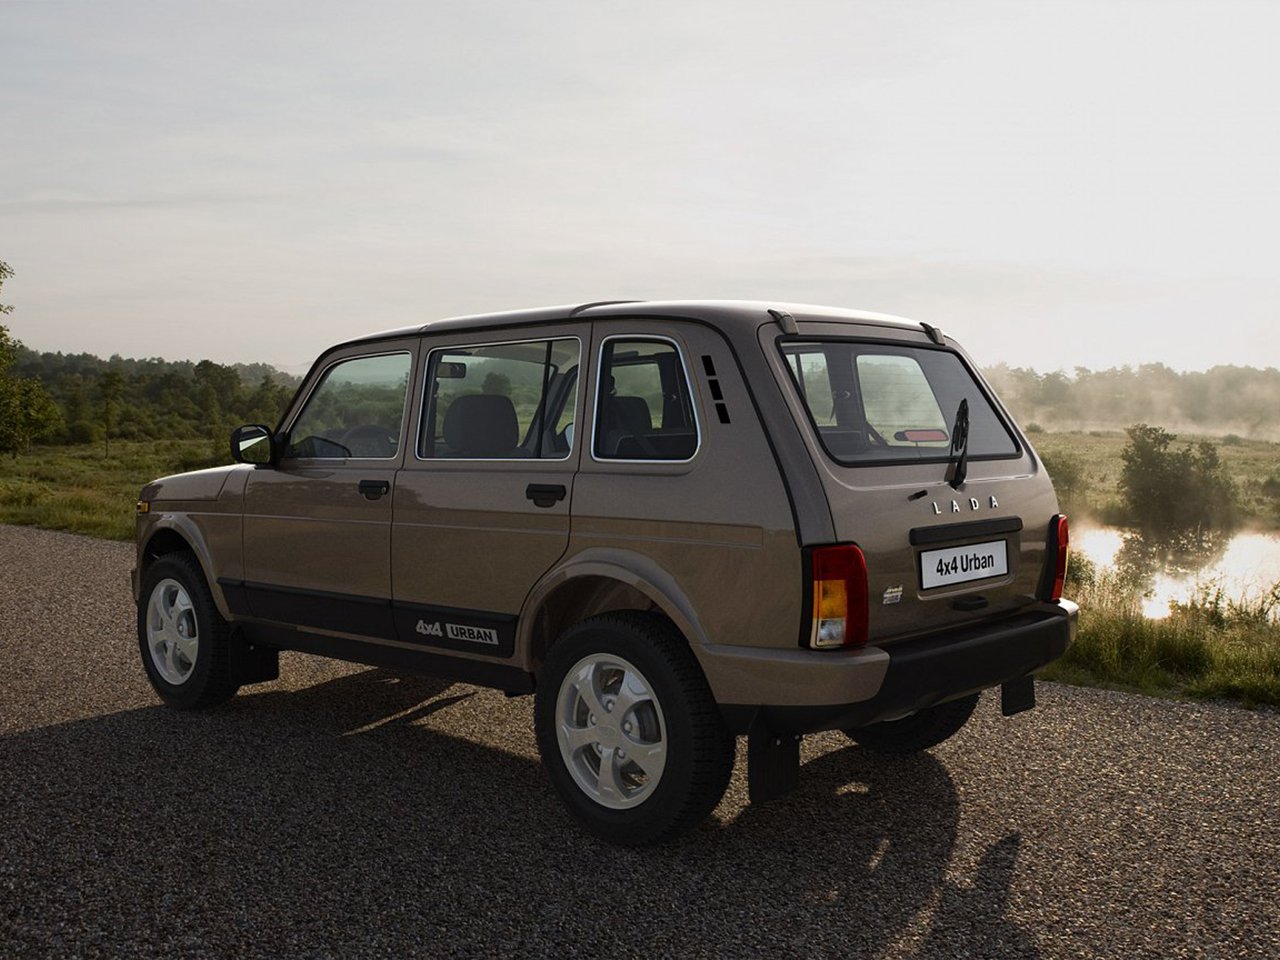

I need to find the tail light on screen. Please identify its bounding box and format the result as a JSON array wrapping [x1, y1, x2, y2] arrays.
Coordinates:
[[1041, 514, 1070, 601], [808, 544, 869, 649]]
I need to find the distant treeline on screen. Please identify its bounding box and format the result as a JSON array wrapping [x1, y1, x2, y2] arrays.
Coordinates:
[[984, 363, 1280, 439], [14, 346, 1280, 448], [12, 346, 301, 446]]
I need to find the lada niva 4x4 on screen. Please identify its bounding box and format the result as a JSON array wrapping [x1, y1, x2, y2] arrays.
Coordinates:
[[133, 300, 1076, 844]]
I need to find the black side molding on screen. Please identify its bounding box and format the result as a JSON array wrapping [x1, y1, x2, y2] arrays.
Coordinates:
[[218, 577, 518, 657], [909, 516, 1023, 546], [242, 623, 535, 695], [219, 578, 395, 639]]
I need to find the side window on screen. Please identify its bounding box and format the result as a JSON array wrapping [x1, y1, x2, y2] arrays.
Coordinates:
[[594, 338, 698, 461], [419, 338, 580, 460], [786, 350, 836, 426], [285, 352, 412, 459]]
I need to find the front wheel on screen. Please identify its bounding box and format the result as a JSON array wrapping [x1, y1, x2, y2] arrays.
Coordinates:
[[137, 552, 239, 710], [535, 613, 735, 846], [844, 693, 980, 755]]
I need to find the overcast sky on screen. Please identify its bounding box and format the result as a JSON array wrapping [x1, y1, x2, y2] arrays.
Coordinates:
[[3, 0, 1279, 373]]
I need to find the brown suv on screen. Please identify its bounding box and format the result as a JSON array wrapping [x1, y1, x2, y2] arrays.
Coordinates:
[[133, 300, 1076, 844]]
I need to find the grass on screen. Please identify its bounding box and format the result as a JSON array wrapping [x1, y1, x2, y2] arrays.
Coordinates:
[[0, 440, 224, 541], [1033, 429, 1280, 529], [1043, 560, 1280, 708]]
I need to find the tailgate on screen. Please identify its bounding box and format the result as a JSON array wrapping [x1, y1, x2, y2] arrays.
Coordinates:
[[761, 318, 1059, 644]]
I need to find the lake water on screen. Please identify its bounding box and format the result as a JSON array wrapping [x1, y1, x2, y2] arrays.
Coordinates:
[[1072, 525, 1280, 618]]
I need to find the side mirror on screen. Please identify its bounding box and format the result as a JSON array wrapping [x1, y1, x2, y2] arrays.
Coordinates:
[[230, 424, 275, 465]]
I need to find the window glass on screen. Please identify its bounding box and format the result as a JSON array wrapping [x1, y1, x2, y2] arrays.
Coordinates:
[[786, 351, 836, 426], [286, 352, 411, 459], [595, 339, 698, 461], [420, 338, 579, 459], [856, 355, 948, 447], [779, 340, 1018, 465]]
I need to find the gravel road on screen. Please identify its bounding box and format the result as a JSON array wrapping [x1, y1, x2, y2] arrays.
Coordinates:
[[2, 524, 1278, 959]]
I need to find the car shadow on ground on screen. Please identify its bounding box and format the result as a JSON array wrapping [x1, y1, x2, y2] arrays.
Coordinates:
[[0, 668, 1040, 959]]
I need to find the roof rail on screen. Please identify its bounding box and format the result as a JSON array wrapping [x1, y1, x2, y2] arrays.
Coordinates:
[[569, 300, 640, 316], [920, 322, 945, 345]]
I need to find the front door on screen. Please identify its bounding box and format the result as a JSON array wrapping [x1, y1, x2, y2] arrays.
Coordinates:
[[391, 326, 587, 658], [242, 344, 417, 639]]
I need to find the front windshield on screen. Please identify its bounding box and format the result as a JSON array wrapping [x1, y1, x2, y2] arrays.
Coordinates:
[[779, 340, 1019, 466]]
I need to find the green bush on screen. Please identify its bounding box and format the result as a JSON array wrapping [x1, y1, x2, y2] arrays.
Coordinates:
[[1064, 551, 1097, 592], [1041, 450, 1085, 509], [1118, 424, 1237, 532]]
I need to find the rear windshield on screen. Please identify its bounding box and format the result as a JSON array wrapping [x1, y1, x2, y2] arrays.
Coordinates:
[[779, 340, 1019, 465]]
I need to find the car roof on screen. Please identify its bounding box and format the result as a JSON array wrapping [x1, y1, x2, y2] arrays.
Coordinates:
[[339, 299, 923, 348]]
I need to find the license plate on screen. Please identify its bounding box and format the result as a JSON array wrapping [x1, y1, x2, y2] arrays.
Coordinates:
[[920, 539, 1008, 590]]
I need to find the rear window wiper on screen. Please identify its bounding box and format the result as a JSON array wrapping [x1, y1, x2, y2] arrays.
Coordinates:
[[948, 398, 969, 489]]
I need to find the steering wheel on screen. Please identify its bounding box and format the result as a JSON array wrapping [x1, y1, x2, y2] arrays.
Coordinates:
[[339, 424, 398, 458]]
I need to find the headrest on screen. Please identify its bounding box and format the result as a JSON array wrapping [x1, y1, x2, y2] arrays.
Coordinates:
[[443, 394, 519, 457], [606, 395, 653, 434]]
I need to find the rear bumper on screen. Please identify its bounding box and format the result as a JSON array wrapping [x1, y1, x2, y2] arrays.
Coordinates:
[[715, 600, 1078, 735]]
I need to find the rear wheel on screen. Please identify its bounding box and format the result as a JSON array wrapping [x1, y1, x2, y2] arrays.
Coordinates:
[[844, 692, 980, 755], [137, 552, 239, 710], [535, 612, 735, 846]]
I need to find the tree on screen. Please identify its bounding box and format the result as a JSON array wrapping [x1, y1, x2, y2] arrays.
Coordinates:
[[0, 260, 13, 316], [1119, 423, 1237, 532], [99, 371, 124, 457], [482, 371, 512, 396], [0, 264, 64, 456], [246, 375, 291, 426], [0, 377, 64, 454]]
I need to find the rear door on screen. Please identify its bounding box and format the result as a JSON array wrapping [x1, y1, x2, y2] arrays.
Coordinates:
[[764, 320, 1058, 643], [390, 325, 587, 659]]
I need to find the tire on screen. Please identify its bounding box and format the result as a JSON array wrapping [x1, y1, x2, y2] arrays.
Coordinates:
[[535, 612, 735, 846], [844, 692, 980, 755], [137, 552, 239, 710]]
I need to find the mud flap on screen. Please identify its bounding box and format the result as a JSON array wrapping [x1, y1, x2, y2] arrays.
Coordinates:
[[230, 630, 280, 686], [747, 710, 801, 804], [1001, 675, 1036, 716]]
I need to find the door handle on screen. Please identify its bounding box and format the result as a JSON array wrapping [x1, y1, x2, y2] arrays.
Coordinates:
[[358, 479, 390, 501], [525, 483, 567, 508]]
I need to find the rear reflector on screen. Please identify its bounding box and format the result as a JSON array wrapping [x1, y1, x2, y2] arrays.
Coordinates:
[[1043, 514, 1069, 601], [809, 544, 869, 649]]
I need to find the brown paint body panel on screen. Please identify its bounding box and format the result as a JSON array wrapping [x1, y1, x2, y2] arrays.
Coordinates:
[[242, 466, 399, 604]]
